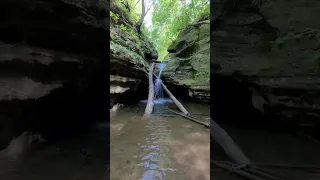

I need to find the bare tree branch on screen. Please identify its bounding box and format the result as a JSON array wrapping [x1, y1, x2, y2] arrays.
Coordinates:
[[135, 0, 155, 32], [134, 0, 141, 9], [146, 0, 154, 14]]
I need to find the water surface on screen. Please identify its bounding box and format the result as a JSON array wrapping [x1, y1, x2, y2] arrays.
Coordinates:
[[110, 99, 210, 180]]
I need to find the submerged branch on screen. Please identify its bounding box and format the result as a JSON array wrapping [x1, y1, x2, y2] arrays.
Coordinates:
[[211, 160, 265, 180], [166, 107, 210, 128], [160, 81, 190, 115], [210, 118, 252, 166]]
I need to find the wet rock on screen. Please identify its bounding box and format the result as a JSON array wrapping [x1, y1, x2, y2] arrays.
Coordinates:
[[0, 0, 109, 149], [162, 14, 210, 103], [211, 0, 320, 136]]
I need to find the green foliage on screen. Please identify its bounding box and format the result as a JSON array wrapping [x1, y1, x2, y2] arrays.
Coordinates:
[[149, 0, 210, 60], [113, 0, 209, 62], [115, 0, 143, 25], [120, 24, 128, 31], [110, 40, 144, 63], [110, 11, 120, 22]]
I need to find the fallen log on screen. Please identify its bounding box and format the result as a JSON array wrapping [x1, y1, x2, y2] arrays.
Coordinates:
[[144, 65, 190, 115], [251, 162, 320, 170], [211, 118, 252, 167], [211, 160, 264, 180], [142, 63, 155, 120], [221, 161, 286, 180], [160, 81, 190, 115], [166, 107, 210, 128]]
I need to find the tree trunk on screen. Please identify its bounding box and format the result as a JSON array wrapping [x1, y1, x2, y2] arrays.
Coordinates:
[[135, 0, 146, 31], [210, 118, 251, 166], [160, 81, 190, 115], [142, 63, 155, 119]]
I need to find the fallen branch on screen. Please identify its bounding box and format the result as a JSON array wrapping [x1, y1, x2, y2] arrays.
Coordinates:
[[160, 81, 190, 115], [188, 113, 210, 116], [211, 160, 265, 180], [251, 162, 320, 170], [142, 63, 155, 120], [211, 118, 252, 166], [144, 65, 190, 115], [166, 107, 210, 128], [221, 161, 287, 180]]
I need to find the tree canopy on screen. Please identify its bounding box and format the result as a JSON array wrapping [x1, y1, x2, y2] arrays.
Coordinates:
[[116, 0, 210, 60], [150, 0, 209, 60]]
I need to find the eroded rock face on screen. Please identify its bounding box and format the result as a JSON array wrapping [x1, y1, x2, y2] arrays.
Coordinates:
[[0, 0, 109, 149], [211, 0, 320, 137], [110, 1, 158, 108], [162, 15, 210, 103]]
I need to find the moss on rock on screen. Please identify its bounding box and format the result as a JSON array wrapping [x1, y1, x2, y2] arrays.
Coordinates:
[[162, 14, 210, 103], [110, 1, 157, 79]]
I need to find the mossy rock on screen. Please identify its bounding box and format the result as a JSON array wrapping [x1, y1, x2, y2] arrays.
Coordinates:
[[163, 14, 210, 87]]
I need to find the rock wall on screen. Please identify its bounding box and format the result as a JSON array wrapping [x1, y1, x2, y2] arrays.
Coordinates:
[[0, 0, 109, 149], [110, 1, 157, 108], [162, 15, 210, 103], [211, 0, 320, 137]]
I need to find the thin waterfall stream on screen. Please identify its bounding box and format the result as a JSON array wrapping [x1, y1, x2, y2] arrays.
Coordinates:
[[154, 61, 168, 102]]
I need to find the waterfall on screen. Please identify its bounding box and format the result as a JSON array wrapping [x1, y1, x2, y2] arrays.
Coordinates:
[[154, 61, 167, 101]]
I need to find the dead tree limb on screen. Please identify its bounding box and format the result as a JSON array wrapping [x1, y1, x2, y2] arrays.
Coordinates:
[[211, 160, 265, 180], [142, 63, 155, 120], [160, 81, 190, 115], [166, 107, 210, 128], [211, 118, 252, 166], [251, 162, 320, 170], [135, 0, 154, 31], [145, 64, 189, 115], [221, 161, 286, 180]]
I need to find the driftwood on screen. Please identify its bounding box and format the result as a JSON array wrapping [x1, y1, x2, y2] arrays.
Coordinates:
[[144, 65, 189, 115], [211, 160, 264, 180], [221, 161, 287, 180], [210, 118, 252, 166], [160, 81, 190, 115], [166, 107, 210, 128], [142, 63, 155, 120], [251, 162, 320, 170]]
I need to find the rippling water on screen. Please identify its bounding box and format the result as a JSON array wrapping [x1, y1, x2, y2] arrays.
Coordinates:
[[110, 99, 210, 180]]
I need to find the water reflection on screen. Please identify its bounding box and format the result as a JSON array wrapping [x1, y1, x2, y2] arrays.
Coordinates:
[[110, 101, 210, 180], [139, 111, 176, 180]]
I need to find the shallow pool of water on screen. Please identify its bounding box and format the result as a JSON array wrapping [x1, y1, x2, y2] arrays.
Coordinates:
[[110, 99, 210, 180]]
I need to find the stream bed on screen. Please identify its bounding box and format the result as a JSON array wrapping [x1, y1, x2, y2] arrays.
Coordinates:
[[110, 99, 210, 180]]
